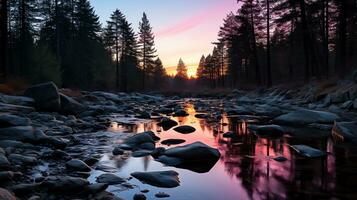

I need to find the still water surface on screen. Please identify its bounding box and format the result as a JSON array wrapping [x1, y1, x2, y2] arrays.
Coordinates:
[[89, 102, 357, 200]]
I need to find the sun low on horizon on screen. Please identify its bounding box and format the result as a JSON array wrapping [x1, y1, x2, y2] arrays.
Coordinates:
[[90, 0, 238, 76]]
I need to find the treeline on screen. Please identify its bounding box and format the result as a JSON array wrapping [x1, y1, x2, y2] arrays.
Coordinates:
[[0, 0, 167, 91], [197, 0, 357, 89]]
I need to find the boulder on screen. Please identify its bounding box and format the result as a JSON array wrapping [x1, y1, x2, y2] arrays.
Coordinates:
[[112, 147, 124, 156], [0, 188, 16, 200], [8, 154, 37, 165], [332, 121, 357, 144], [0, 126, 45, 141], [0, 94, 34, 107], [274, 109, 339, 125], [131, 170, 180, 188], [161, 139, 186, 146], [60, 94, 84, 115], [132, 150, 152, 157], [0, 114, 31, 128], [194, 114, 209, 119], [157, 118, 178, 131], [173, 125, 196, 134], [163, 142, 220, 161], [222, 131, 236, 138], [133, 193, 147, 200], [155, 192, 170, 198], [291, 145, 326, 158], [0, 103, 35, 113], [248, 125, 285, 138], [66, 159, 91, 172], [96, 173, 125, 185], [120, 131, 159, 150], [24, 82, 61, 111], [173, 110, 189, 117]]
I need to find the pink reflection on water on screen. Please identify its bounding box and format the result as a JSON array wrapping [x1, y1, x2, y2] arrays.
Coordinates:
[[110, 102, 339, 199]]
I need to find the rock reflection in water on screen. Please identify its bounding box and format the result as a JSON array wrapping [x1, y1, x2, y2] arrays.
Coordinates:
[[103, 102, 353, 200]]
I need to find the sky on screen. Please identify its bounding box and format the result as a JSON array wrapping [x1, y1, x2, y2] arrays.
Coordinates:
[[90, 0, 239, 77]]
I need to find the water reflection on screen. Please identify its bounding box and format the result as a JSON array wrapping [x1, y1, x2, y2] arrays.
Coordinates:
[[101, 102, 357, 200]]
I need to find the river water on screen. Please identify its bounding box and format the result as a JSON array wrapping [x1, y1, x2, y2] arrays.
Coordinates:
[[88, 101, 357, 200]]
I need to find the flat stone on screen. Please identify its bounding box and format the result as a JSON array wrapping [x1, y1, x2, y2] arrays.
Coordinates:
[[173, 125, 196, 134], [96, 173, 125, 185], [291, 145, 326, 158], [131, 170, 180, 188], [66, 159, 91, 172]]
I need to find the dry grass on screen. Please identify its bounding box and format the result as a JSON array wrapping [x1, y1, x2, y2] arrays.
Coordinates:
[[0, 79, 28, 95]]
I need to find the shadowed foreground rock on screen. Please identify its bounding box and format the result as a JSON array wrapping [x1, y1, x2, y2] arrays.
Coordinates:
[[274, 109, 339, 125], [291, 145, 327, 158], [131, 170, 180, 188], [332, 121, 357, 144]]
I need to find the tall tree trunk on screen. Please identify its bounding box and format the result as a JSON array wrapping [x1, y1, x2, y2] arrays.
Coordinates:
[[20, 0, 26, 76], [115, 32, 119, 90], [299, 0, 310, 81], [142, 35, 146, 91], [323, 0, 329, 77], [336, 0, 347, 77], [0, 0, 8, 80], [249, 0, 261, 86], [266, 0, 272, 87], [120, 39, 126, 92], [55, 0, 61, 65]]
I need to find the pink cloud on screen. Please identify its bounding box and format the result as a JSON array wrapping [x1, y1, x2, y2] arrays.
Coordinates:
[[156, 2, 233, 37]]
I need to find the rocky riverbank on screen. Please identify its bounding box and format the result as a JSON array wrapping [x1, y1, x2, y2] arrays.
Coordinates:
[[1, 80, 357, 199]]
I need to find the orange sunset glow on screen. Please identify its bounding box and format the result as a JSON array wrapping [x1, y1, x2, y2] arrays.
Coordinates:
[[165, 65, 198, 78]]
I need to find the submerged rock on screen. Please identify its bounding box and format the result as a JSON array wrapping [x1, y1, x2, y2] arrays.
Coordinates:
[[8, 154, 37, 165], [332, 121, 357, 144], [66, 159, 91, 172], [173, 125, 196, 134], [60, 94, 84, 115], [131, 170, 180, 188], [173, 109, 189, 117], [155, 192, 170, 198], [291, 145, 326, 158], [24, 82, 61, 111], [248, 125, 285, 138], [161, 139, 186, 146], [96, 173, 125, 185], [133, 193, 147, 200], [274, 109, 339, 125], [157, 118, 178, 131]]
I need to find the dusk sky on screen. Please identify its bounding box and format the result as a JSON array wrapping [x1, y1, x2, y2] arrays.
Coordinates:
[[90, 0, 238, 76]]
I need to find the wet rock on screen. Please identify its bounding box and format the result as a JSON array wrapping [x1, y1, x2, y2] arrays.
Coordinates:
[[0, 188, 16, 200], [157, 118, 178, 131], [85, 183, 108, 194], [173, 109, 189, 117], [24, 82, 61, 111], [274, 109, 339, 125], [273, 156, 288, 162], [96, 173, 125, 185], [120, 131, 159, 150], [161, 139, 186, 146], [151, 147, 166, 158], [173, 125, 196, 134], [43, 176, 90, 193], [156, 108, 173, 115], [141, 189, 149, 193], [138, 142, 155, 150], [0, 103, 35, 113], [0, 126, 45, 141], [226, 106, 253, 116], [8, 154, 37, 165], [60, 93, 85, 115], [132, 150, 152, 157], [112, 147, 124, 155], [0, 154, 10, 169], [163, 142, 220, 161], [66, 159, 91, 172], [133, 193, 146, 200], [332, 121, 357, 144], [248, 125, 285, 138], [137, 111, 151, 119], [291, 145, 326, 158], [131, 170, 180, 188], [0, 114, 31, 128], [0, 94, 34, 107], [11, 183, 41, 195], [155, 192, 170, 198], [95, 164, 117, 173], [0, 140, 36, 150]]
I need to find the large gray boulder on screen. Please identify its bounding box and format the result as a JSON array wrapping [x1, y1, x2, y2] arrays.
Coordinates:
[[332, 121, 357, 144], [274, 109, 339, 125], [24, 82, 61, 111], [131, 171, 180, 188]]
